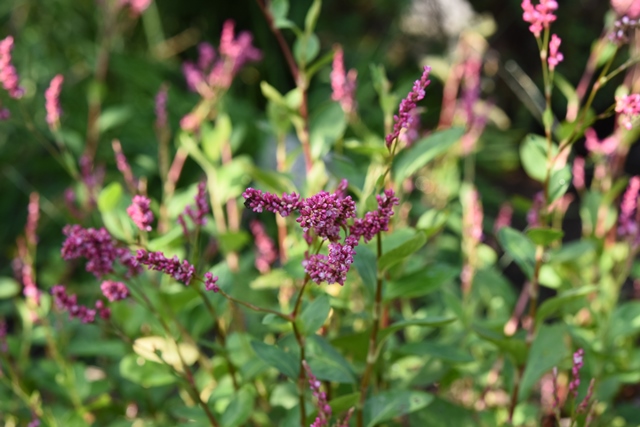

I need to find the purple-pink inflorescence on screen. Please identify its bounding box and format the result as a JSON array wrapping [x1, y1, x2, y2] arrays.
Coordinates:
[[136, 249, 196, 285], [0, 36, 24, 99], [51, 285, 97, 324], [204, 272, 219, 292], [244, 185, 399, 285], [385, 66, 431, 149], [350, 189, 400, 243], [297, 191, 357, 242], [243, 188, 303, 217], [100, 280, 129, 302], [548, 34, 564, 71], [521, 0, 558, 37], [303, 360, 332, 427], [569, 348, 584, 398], [119, 0, 152, 16], [0, 319, 7, 353], [572, 157, 586, 191], [45, 74, 64, 130], [127, 195, 154, 232], [615, 93, 640, 130], [183, 180, 209, 226], [61, 225, 132, 278]]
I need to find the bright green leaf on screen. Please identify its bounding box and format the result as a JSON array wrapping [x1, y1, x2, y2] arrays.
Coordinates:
[[221, 386, 255, 427], [250, 340, 299, 379], [353, 245, 377, 297], [526, 227, 564, 246], [535, 286, 597, 324], [498, 227, 536, 279], [519, 134, 548, 182], [378, 231, 427, 272], [0, 277, 20, 299], [299, 294, 331, 336], [98, 182, 123, 213], [364, 390, 434, 427], [384, 264, 459, 301]]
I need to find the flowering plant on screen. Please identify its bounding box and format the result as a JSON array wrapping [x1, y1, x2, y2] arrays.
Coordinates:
[[1, 0, 640, 426]]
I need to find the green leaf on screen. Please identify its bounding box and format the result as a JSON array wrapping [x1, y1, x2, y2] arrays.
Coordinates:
[[119, 353, 176, 388], [269, 0, 289, 23], [519, 134, 548, 182], [397, 342, 474, 363], [251, 269, 294, 290], [221, 385, 255, 427], [97, 182, 123, 213], [378, 231, 427, 272], [498, 227, 536, 279], [378, 316, 457, 347], [307, 393, 360, 425], [392, 128, 464, 182], [384, 264, 458, 301], [250, 167, 296, 194], [97, 106, 132, 133], [202, 114, 232, 162], [353, 245, 377, 297], [519, 324, 567, 401], [548, 166, 571, 203], [250, 340, 299, 379], [526, 227, 564, 246], [304, 0, 322, 33], [364, 390, 434, 427], [416, 209, 449, 238], [299, 294, 331, 336], [547, 240, 596, 264], [217, 230, 250, 255], [473, 325, 527, 365], [293, 33, 320, 65], [306, 335, 356, 383], [608, 301, 640, 340], [535, 286, 597, 324], [260, 81, 287, 106], [0, 277, 20, 299]]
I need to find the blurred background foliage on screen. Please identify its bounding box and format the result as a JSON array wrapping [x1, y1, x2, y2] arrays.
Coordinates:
[[0, 0, 615, 277]]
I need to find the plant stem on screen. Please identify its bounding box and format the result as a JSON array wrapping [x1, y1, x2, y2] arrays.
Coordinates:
[[218, 288, 290, 320], [356, 232, 384, 427]]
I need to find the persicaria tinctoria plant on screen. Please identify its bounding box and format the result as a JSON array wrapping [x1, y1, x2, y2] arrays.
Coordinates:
[[3, 0, 640, 426]]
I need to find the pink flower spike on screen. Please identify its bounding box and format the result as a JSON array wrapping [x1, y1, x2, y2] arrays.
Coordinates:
[[155, 84, 168, 129], [386, 66, 431, 149], [112, 139, 137, 193], [127, 195, 154, 231], [572, 157, 585, 191], [548, 34, 564, 71], [569, 348, 584, 398], [521, 0, 558, 38], [0, 36, 24, 98], [331, 45, 357, 115], [615, 93, 640, 130], [204, 272, 219, 292], [45, 74, 64, 131], [618, 176, 640, 238]]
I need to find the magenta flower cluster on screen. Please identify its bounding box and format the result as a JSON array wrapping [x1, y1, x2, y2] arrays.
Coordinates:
[[61, 225, 139, 278], [615, 93, 640, 130], [297, 191, 356, 242], [0, 36, 24, 99], [385, 66, 431, 148], [184, 180, 209, 226], [127, 195, 154, 232], [119, 0, 152, 16], [521, 0, 558, 37], [100, 280, 130, 302], [243, 188, 303, 217], [304, 360, 332, 427], [204, 272, 219, 292], [243, 184, 398, 285], [611, 15, 640, 44], [51, 285, 111, 324], [45, 74, 64, 130], [330, 45, 357, 115], [135, 249, 195, 285]]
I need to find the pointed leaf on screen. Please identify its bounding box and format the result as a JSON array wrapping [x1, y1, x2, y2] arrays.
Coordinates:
[[498, 227, 536, 279], [251, 340, 299, 379], [221, 386, 255, 427], [299, 294, 331, 336], [519, 324, 567, 401], [364, 390, 434, 427], [378, 231, 427, 272]]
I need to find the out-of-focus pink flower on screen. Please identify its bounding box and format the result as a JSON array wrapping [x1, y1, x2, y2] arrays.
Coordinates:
[[250, 220, 277, 273], [573, 157, 585, 191], [494, 202, 513, 234], [127, 195, 154, 231], [569, 348, 584, 398], [155, 84, 168, 129], [51, 285, 96, 324], [399, 108, 421, 147], [521, 0, 558, 37], [584, 128, 618, 155], [243, 188, 303, 217], [386, 67, 431, 149], [610, 15, 640, 44], [100, 280, 129, 302], [330, 45, 358, 116], [303, 360, 332, 427], [136, 249, 196, 285], [0, 108, 9, 120], [204, 272, 219, 292], [120, 0, 152, 16], [612, 0, 640, 18], [45, 74, 64, 131], [112, 139, 137, 193], [548, 34, 564, 71], [619, 176, 640, 238], [0, 36, 24, 98], [615, 93, 640, 130]]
